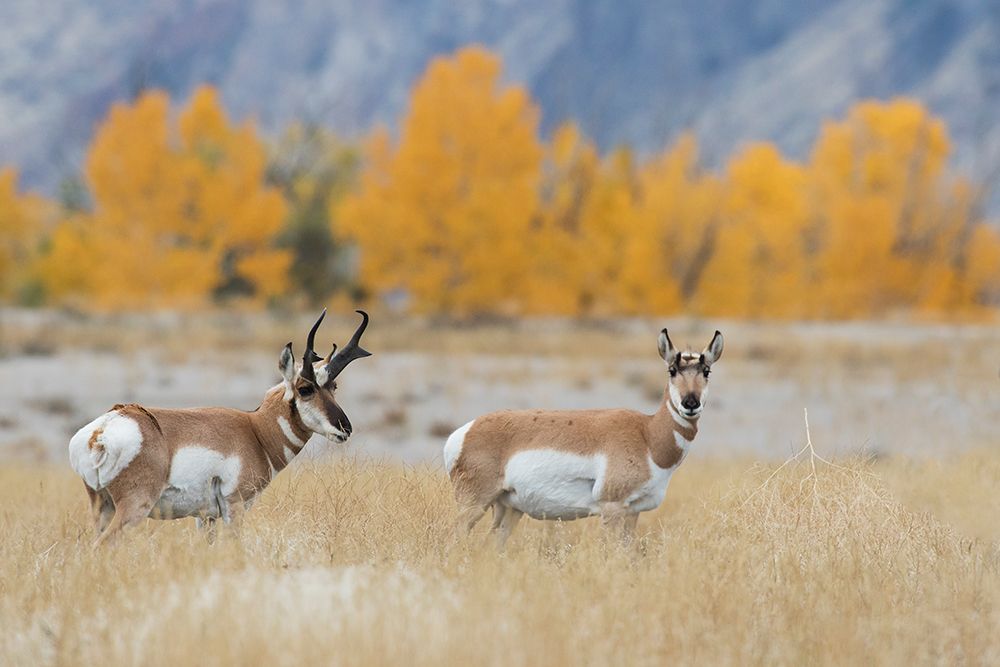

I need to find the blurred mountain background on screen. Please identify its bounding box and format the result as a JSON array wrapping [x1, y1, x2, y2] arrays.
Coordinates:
[[3, 0, 999, 199]]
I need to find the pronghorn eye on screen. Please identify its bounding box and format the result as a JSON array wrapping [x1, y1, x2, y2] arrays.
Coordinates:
[[703, 368, 711, 379], [298, 384, 315, 398], [669, 367, 678, 378]]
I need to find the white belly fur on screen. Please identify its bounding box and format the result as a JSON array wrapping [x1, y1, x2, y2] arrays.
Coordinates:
[[501, 450, 678, 520], [152, 446, 243, 519], [502, 450, 608, 520]]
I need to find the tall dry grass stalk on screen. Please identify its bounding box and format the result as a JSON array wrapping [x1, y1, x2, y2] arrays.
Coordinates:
[[1, 447, 997, 666]]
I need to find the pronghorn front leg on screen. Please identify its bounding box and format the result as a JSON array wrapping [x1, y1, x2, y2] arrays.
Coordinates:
[[599, 502, 639, 545], [195, 516, 218, 543], [196, 477, 239, 543]]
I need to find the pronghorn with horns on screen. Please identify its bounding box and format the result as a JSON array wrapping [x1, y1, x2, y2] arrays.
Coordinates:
[[68, 309, 372, 546], [444, 328, 723, 547]]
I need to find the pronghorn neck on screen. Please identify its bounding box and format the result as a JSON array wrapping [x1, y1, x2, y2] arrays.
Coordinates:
[[248, 386, 312, 476], [646, 392, 699, 469]]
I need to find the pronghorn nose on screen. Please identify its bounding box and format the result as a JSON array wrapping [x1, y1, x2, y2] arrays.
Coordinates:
[[681, 395, 700, 411], [337, 417, 352, 436]]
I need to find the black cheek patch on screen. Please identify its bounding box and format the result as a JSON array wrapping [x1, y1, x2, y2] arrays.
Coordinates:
[[320, 394, 344, 426]]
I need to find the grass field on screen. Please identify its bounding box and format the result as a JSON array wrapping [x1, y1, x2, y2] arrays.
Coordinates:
[[2, 311, 998, 664], [2, 447, 998, 666]]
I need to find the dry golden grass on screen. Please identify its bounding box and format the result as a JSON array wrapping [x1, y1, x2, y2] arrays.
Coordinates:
[[2, 448, 998, 666]]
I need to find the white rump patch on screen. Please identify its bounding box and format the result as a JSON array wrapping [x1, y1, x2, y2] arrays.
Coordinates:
[[502, 450, 607, 521], [153, 446, 243, 519], [443, 420, 474, 474], [68, 412, 144, 490]]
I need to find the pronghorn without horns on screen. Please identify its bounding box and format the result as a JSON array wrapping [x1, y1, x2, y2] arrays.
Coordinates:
[[68, 309, 372, 546], [444, 328, 723, 547]]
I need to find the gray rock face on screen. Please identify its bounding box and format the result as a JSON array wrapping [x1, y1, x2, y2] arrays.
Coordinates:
[[1, 0, 998, 199]]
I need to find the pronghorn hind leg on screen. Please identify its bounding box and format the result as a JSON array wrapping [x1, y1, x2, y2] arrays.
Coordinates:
[[91, 436, 170, 548], [453, 481, 501, 537], [456, 503, 489, 536], [490, 502, 507, 530], [85, 484, 116, 534], [494, 506, 523, 551], [92, 488, 160, 548]]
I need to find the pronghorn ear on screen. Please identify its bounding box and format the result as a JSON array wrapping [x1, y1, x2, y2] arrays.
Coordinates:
[[657, 329, 677, 363], [702, 331, 724, 365], [279, 343, 296, 383]]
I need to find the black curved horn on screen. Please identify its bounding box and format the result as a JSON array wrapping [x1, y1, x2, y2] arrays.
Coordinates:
[[324, 310, 372, 380], [301, 308, 327, 383]]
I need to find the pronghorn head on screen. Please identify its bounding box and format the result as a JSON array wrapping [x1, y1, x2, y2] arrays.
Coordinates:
[[657, 329, 724, 420], [278, 309, 372, 443]]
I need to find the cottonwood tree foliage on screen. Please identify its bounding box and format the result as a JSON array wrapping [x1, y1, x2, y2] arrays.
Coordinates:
[[267, 123, 360, 304], [2, 50, 998, 318], [808, 100, 999, 317], [341, 51, 1000, 318], [697, 144, 811, 318], [0, 168, 51, 302], [338, 47, 543, 315], [42, 86, 289, 309]]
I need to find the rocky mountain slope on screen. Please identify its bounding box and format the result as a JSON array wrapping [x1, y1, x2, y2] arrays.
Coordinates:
[[1, 0, 997, 196]]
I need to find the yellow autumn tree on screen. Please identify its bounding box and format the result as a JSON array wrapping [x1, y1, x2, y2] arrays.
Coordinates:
[[268, 122, 360, 303], [564, 145, 641, 316], [809, 99, 973, 317], [337, 46, 543, 314], [0, 168, 52, 302], [615, 134, 720, 314], [911, 177, 995, 312], [699, 144, 812, 318], [962, 222, 1000, 309], [523, 122, 592, 314], [42, 86, 289, 309], [335, 47, 998, 320], [527, 123, 643, 315]]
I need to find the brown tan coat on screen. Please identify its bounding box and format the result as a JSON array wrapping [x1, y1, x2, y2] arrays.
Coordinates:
[[68, 310, 371, 546], [443, 329, 723, 547]]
